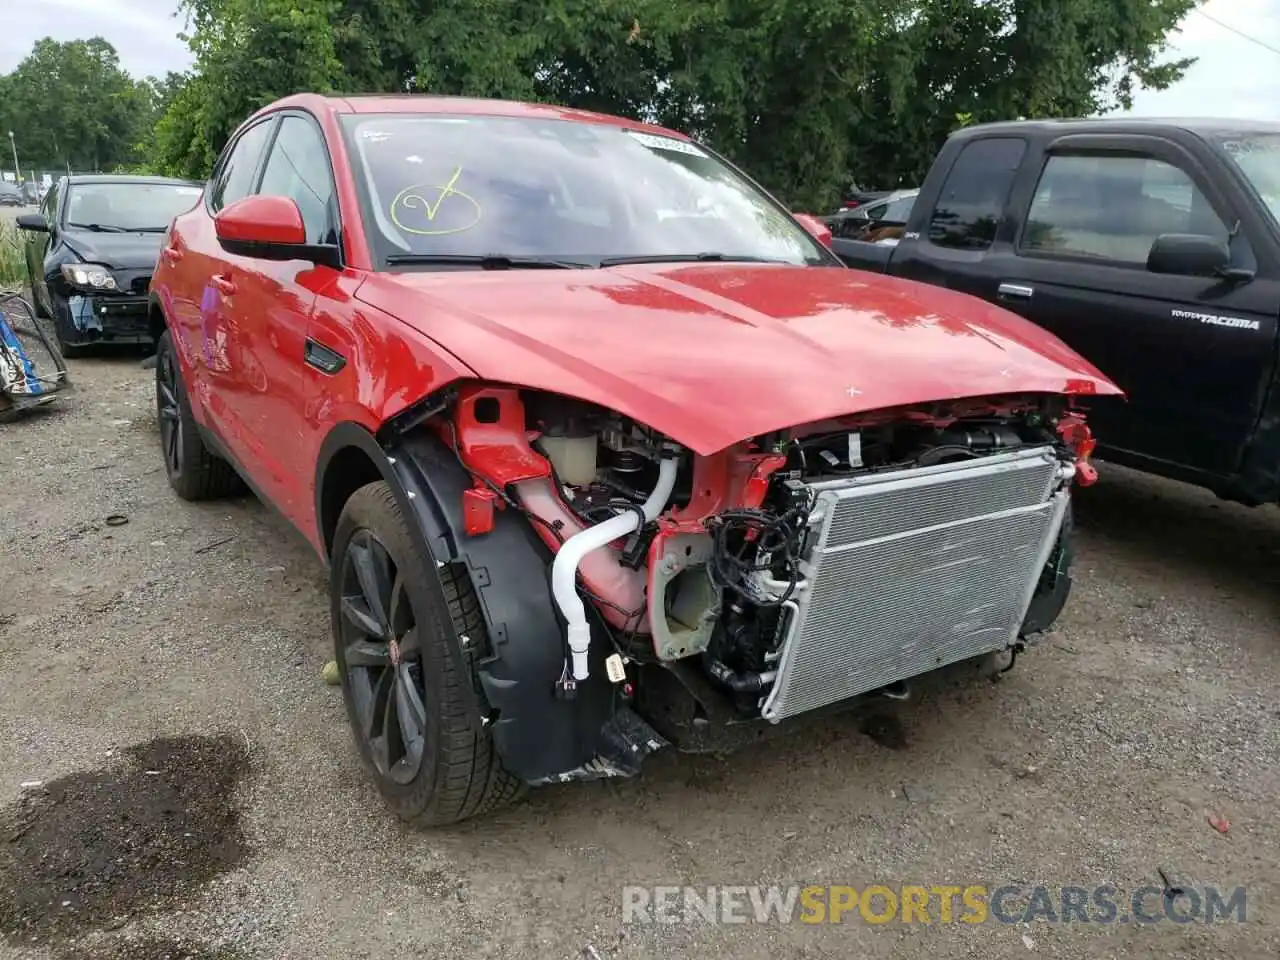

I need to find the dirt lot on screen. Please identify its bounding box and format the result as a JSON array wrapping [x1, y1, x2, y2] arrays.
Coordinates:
[[1, 354, 1278, 959]]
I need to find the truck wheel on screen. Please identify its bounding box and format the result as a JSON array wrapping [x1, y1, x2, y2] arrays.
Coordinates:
[[330, 481, 524, 825], [155, 328, 244, 500]]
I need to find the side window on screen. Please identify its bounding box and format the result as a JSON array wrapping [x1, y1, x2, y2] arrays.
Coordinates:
[[209, 119, 275, 212], [927, 137, 1027, 251], [255, 115, 338, 245], [1021, 153, 1229, 265]]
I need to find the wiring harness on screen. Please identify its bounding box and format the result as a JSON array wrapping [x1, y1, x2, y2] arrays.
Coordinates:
[[704, 498, 812, 607]]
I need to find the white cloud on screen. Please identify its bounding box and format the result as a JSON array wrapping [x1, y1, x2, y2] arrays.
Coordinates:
[[1123, 0, 1280, 119], [0, 0, 194, 80]]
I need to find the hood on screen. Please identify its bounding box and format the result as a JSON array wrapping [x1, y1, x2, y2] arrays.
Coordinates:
[[356, 263, 1122, 455], [62, 230, 164, 271]]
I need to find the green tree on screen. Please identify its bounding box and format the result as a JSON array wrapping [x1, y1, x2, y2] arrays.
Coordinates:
[[0, 37, 156, 172], [152, 0, 1200, 205]]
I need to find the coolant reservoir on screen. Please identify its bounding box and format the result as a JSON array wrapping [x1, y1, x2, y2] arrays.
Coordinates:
[[540, 434, 598, 487]]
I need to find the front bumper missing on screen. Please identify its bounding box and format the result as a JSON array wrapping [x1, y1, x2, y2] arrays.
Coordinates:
[[760, 446, 1073, 723], [67, 293, 150, 341]]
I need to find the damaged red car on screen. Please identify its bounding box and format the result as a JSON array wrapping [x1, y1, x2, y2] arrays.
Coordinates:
[[148, 94, 1121, 824]]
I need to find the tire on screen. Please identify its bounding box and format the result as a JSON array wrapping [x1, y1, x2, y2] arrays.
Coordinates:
[[155, 328, 244, 500], [330, 481, 524, 826], [57, 334, 87, 359], [29, 284, 49, 319]]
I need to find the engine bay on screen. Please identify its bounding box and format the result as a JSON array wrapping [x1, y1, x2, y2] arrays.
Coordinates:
[[440, 386, 1090, 720]]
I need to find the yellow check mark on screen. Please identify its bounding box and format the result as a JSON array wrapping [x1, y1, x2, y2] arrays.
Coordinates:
[[422, 166, 463, 221]]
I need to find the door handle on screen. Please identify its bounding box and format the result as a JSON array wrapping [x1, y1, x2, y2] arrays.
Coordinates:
[[211, 274, 237, 296], [997, 282, 1033, 300], [304, 338, 346, 374], [161, 245, 183, 264]]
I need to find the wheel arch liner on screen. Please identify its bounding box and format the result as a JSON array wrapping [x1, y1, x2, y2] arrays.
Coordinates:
[[315, 421, 636, 783]]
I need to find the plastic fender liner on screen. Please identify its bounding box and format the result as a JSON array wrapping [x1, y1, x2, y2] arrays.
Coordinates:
[[315, 421, 472, 693], [320, 422, 621, 782], [388, 432, 625, 783]]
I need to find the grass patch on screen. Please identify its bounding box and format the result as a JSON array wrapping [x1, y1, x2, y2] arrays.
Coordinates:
[[0, 219, 27, 290]]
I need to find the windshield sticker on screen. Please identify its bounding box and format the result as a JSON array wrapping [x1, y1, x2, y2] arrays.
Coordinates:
[[1221, 138, 1280, 155], [175, 187, 203, 195], [624, 130, 708, 158], [360, 130, 392, 142], [405, 155, 424, 164], [390, 167, 483, 236]]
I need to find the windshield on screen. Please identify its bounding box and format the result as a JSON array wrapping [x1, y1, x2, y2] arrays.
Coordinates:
[[63, 181, 203, 232], [1213, 133, 1280, 224], [340, 113, 830, 267]]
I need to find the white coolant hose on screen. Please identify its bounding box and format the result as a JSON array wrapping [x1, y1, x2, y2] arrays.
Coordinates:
[[553, 455, 680, 681]]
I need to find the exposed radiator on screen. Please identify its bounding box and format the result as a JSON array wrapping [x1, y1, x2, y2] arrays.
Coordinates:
[[759, 446, 1071, 723]]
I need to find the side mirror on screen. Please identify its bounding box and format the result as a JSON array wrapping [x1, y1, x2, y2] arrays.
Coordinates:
[[214, 195, 340, 268], [792, 212, 833, 249], [1146, 233, 1232, 278], [15, 214, 48, 233]]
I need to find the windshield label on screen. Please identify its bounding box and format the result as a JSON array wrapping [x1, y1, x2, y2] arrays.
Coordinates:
[[624, 130, 708, 158]]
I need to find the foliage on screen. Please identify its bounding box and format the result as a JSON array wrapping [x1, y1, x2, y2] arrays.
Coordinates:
[[0, 220, 25, 290], [0, 38, 158, 173], [1, 0, 1201, 208]]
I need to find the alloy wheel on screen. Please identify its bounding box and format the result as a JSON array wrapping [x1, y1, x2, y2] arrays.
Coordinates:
[[156, 347, 182, 475], [338, 529, 427, 784]]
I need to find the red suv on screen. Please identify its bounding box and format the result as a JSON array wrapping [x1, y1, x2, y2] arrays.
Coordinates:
[[149, 93, 1118, 825]]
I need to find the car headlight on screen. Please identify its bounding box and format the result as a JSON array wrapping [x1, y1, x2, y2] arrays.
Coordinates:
[[60, 263, 118, 291]]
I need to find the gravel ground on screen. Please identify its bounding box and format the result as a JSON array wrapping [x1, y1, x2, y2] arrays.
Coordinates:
[[1, 353, 1278, 960]]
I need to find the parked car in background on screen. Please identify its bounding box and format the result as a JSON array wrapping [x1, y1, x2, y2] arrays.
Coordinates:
[[16, 174, 204, 356], [147, 92, 1114, 826], [19, 181, 40, 205], [827, 188, 919, 240], [835, 181, 891, 211], [0, 182, 22, 206], [832, 117, 1280, 507]]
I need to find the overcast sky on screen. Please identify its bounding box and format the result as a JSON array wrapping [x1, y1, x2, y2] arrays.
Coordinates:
[[2, 0, 1279, 120]]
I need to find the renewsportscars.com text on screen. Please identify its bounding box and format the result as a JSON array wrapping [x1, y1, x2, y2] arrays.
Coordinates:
[[621, 884, 1247, 926]]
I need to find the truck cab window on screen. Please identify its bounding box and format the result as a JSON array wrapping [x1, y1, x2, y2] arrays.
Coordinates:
[[926, 137, 1026, 251], [1021, 153, 1229, 265]]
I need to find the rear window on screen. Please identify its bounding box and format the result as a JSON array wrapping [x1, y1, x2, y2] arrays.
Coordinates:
[[926, 138, 1027, 251]]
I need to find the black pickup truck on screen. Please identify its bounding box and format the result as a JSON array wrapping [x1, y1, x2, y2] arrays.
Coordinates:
[[834, 118, 1280, 506]]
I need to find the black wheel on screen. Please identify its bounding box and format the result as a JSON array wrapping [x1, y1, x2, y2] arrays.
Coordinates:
[[23, 258, 47, 318], [155, 328, 244, 500], [57, 334, 87, 359], [331, 481, 523, 825], [29, 285, 49, 319]]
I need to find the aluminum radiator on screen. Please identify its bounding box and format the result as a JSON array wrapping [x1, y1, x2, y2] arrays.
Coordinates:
[[759, 446, 1071, 723]]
